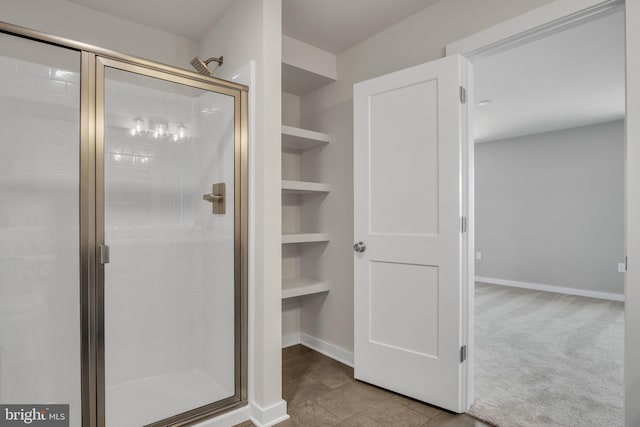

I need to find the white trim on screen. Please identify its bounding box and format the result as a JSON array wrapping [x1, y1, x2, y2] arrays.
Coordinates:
[[249, 400, 289, 427], [446, 0, 622, 60], [300, 333, 354, 367], [282, 332, 301, 348], [193, 405, 251, 427], [476, 276, 625, 302], [625, 1, 640, 424], [459, 57, 474, 413], [246, 60, 258, 427]]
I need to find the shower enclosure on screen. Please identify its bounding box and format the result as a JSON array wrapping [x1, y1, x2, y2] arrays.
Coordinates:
[[0, 22, 248, 427]]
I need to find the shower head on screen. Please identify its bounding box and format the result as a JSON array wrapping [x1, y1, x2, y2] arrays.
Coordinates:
[[190, 56, 224, 76]]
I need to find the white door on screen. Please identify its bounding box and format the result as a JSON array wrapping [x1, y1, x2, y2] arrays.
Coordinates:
[[353, 54, 472, 413]]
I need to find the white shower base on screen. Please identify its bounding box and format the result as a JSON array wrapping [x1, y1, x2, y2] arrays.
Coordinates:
[[106, 370, 232, 427]]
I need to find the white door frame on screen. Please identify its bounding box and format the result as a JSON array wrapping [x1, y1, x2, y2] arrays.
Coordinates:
[[445, 0, 640, 425]]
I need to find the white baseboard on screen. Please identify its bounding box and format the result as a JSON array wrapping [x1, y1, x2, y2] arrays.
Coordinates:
[[282, 332, 301, 348], [282, 331, 355, 366], [475, 276, 625, 302], [192, 400, 288, 427], [300, 333, 354, 367], [250, 400, 289, 427]]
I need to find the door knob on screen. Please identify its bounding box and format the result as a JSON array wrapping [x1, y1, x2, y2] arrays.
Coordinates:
[[353, 242, 366, 253]]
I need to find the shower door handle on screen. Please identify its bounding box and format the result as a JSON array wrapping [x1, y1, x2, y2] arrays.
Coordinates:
[[202, 182, 226, 214], [98, 244, 110, 264], [202, 194, 223, 202]]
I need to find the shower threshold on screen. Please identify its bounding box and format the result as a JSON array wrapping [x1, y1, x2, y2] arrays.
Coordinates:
[[106, 370, 232, 427]]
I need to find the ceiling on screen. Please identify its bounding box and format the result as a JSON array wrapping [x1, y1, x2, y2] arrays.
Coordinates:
[[67, 0, 237, 40], [474, 9, 625, 143], [282, 0, 439, 53], [68, 0, 439, 53]]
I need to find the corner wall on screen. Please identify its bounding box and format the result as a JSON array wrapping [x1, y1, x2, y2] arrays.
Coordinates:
[[299, 0, 554, 355], [475, 121, 625, 296], [200, 0, 286, 424]]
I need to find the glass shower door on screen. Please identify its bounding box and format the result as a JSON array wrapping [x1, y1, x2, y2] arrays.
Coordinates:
[[101, 64, 239, 427], [0, 33, 82, 426]]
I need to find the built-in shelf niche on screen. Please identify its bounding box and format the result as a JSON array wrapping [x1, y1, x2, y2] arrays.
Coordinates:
[[282, 232, 329, 244], [282, 36, 337, 96], [282, 125, 330, 152], [282, 278, 329, 299], [281, 123, 331, 300], [282, 179, 330, 194]]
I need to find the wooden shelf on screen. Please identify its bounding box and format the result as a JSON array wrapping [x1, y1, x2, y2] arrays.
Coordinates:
[[282, 125, 330, 151], [282, 180, 330, 194], [282, 233, 329, 244], [282, 278, 329, 299]]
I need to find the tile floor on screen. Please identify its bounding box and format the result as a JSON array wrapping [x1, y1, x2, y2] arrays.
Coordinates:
[[234, 345, 492, 427]]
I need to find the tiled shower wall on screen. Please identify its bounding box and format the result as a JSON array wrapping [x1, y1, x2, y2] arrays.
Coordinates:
[[0, 45, 82, 426], [103, 75, 236, 396]]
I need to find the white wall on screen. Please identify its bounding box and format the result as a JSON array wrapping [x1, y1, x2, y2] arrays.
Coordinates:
[[281, 90, 302, 344], [625, 1, 640, 425], [475, 121, 624, 295], [299, 0, 555, 355], [200, 0, 285, 423], [0, 0, 198, 69], [302, 0, 555, 118], [282, 92, 300, 127]]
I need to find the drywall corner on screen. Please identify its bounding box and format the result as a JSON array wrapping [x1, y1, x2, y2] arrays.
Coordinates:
[[200, 0, 284, 415]]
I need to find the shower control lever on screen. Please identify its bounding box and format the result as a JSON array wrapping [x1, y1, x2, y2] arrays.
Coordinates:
[[203, 183, 226, 214], [353, 242, 366, 253]]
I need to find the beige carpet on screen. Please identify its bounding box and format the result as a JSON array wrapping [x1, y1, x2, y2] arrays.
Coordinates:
[[468, 283, 624, 427]]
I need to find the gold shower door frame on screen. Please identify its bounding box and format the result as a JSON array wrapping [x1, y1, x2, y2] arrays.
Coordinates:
[[0, 21, 249, 427]]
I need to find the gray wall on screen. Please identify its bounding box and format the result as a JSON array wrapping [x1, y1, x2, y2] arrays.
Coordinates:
[[475, 120, 624, 295]]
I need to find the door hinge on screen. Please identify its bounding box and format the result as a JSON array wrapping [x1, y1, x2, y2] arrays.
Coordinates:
[[459, 86, 467, 104], [625, 256, 628, 271], [460, 216, 467, 233], [98, 244, 110, 265], [460, 345, 467, 363]]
